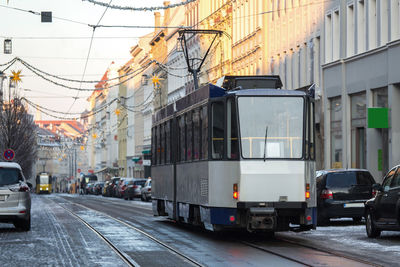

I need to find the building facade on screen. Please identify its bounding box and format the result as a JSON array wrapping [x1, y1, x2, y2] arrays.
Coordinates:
[[322, 0, 400, 182]]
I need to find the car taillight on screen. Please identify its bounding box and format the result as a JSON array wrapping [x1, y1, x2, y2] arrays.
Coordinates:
[[233, 183, 238, 199], [321, 189, 333, 199], [133, 185, 138, 188], [372, 189, 378, 197]]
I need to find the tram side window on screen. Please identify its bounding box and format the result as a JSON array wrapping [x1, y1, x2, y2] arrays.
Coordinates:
[[179, 116, 186, 162], [212, 101, 225, 159], [201, 106, 208, 160], [186, 112, 193, 160], [157, 125, 161, 165], [160, 123, 165, 164], [309, 101, 315, 160], [165, 121, 171, 164], [227, 98, 239, 159], [193, 109, 200, 160], [152, 127, 157, 165]]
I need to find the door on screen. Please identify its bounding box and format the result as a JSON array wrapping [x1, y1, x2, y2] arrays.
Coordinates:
[[379, 167, 397, 221], [383, 168, 400, 221]]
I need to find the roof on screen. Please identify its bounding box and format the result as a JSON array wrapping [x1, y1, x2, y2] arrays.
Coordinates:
[[317, 169, 371, 175], [0, 162, 22, 170]]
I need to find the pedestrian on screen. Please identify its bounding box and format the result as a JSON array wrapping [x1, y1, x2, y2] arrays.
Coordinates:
[[80, 177, 86, 195]]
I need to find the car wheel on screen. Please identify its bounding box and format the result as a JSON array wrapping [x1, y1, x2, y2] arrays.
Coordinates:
[[366, 210, 381, 238], [14, 215, 31, 231]]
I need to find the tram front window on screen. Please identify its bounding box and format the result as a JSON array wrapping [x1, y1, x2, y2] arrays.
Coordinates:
[[40, 175, 49, 184], [238, 96, 304, 159]]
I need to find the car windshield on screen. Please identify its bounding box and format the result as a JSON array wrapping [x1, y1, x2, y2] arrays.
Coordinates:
[[237, 96, 304, 159], [135, 181, 146, 186], [326, 172, 357, 188], [0, 168, 20, 186]]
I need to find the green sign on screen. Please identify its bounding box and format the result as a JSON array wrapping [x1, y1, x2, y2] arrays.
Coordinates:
[[368, 108, 388, 128], [378, 149, 383, 171]]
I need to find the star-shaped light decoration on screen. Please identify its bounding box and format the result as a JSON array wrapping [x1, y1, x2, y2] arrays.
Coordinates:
[[151, 75, 162, 87], [114, 108, 121, 116], [10, 70, 23, 85], [80, 146, 85, 151], [92, 133, 97, 139]]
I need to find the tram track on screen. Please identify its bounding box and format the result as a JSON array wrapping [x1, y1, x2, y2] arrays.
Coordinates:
[[58, 195, 380, 267], [239, 237, 381, 267], [50, 196, 204, 267]]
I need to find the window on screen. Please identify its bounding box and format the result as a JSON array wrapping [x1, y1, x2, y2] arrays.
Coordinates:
[[380, 0, 388, 45], [382, 168, 396, 190], [309, 101, 315, 160], [391, 168, 400, 188], [357, 0, 366, 53], [186, 113, 193, 160], [325, 13, 332, 62], [179, 116, 186, 162], [330, 97, 342, 168], [157, 126, 161, 165], [165, 121, 171, 164], [390, 0, 400, 41], [201, 106, 208, 160], [212, 102, 225, 159], [160, 123, 165, 164], [193, 109, 201, 160], [347, 4, 355, 56], [368, 0, 377, 50], [351, 93, 366, 169], [0, 168, 20, 186], [238, 96, 304, 159], [227, 98, 239, 159], [333, 10, 340, 60], [357, 172, 374, 185]]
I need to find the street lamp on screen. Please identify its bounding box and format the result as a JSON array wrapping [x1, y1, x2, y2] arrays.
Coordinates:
[[4, 39, 12, 54]]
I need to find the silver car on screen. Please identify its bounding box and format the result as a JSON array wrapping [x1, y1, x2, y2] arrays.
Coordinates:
[[0, 162, 31, 231]]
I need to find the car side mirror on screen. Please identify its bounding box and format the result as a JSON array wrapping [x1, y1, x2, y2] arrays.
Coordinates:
[[26, 182, 33, 190], [372, 183, 383, 192]]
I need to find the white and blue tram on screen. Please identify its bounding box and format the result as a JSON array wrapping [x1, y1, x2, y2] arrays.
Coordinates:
[[151, 76, 316, 232]]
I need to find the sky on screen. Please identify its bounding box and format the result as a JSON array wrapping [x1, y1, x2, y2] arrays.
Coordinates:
[[0, 0, 167, 120]]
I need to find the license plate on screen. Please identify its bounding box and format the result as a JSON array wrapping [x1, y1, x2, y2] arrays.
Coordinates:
[[0, 195, 5, 201], [344, 203, 364, 208]]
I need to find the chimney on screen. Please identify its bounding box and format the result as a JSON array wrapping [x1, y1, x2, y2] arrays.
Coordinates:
[[163, 1, 170, 23], [154, 12, 161, 33]]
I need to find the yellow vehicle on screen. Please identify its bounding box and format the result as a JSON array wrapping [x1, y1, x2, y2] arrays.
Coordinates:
[[36, 172, 52, 194]]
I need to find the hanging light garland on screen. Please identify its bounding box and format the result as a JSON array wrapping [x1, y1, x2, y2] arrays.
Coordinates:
[[82, 0, 197, 11]]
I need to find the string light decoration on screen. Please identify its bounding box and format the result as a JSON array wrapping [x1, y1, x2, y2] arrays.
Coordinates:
[[82, 0, 197, 11], [10, 70, 22, 84]]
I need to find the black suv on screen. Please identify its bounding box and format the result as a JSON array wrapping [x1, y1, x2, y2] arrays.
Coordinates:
[[365, 165, 400, 238], [316, 169, 376, 225]]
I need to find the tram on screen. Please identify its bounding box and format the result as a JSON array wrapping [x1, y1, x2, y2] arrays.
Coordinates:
[[151, 75, 316, 233], [36, 172, 52, 194]]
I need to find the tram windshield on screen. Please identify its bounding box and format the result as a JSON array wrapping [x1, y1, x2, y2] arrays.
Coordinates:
[[238, 96, 304, 159], [40, 174, 50, 184]]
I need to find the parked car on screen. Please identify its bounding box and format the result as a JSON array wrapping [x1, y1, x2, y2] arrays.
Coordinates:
[[316, 169, 376, 225], [0, 162, 31, 231], [140, 178, 152, 201], [93, 182, 104, 195], [117, 178, 134, 199], [102, 181, 110, 196], [125, 178, 147, 200], [365, 165, 400, 238], [105, 177, 120, 197], [85, 183, 94, 194]]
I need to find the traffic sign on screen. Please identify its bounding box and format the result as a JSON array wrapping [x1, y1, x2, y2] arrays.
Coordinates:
[[3, 149, 15, 161]]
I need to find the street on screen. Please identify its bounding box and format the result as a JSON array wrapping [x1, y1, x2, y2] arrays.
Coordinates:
[[1, 194, 399, 267]]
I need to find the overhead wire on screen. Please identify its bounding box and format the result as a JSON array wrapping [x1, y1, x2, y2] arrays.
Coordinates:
[[81, 0, 197, 11]]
